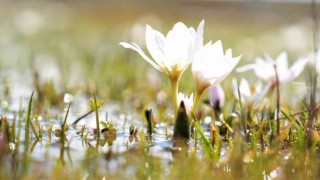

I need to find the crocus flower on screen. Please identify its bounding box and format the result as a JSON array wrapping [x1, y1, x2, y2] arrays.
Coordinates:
[[232, 78, 269, 107], [177, 92, 194, 114], [237, 52, 308, 85], [208, 84, 225, 112], [191, 40, 241, 113], [120, 21, 204, 114], [120, 21, 204, 78]]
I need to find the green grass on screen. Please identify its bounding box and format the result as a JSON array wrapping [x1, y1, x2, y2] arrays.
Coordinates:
[[0, 1, 319, 179]]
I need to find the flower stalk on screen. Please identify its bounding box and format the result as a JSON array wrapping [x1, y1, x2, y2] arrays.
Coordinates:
[[191, 88, 204, 115], [170, 76, 180, 116]]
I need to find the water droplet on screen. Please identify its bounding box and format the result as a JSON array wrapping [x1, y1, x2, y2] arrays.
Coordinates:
[[215, 121, 222, 126], [64, 93, 73, 103], [1, 101, 8, 108], [270, 169, 278, 178], [243, 153, 253, 163], [204, 116, 212, 124], [284, 155, 290, 160], [119, 114, 126, 120]]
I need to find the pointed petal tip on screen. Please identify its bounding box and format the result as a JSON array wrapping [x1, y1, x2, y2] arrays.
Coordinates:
[[236, 64, 256, 73], [198, 20, 205, 28], [236, 54, 243, 61], [146, 24, 152, 30], [215, 40, 222, 44], [119, 42, 133, 48]]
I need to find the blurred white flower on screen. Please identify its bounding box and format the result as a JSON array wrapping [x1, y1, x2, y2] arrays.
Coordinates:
[[15, 10, 44, 35], [177, 92, 194, 114], [208, 84, 225, 111], [232, 78, 269, 107], [120, 21, 204, 79], [192, 40, 241, 92], [237, 52, 308, 84], [63, 93, 73, 103]]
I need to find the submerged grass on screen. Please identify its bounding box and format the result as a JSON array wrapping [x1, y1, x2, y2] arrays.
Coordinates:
[[0, 78, 319, 179]]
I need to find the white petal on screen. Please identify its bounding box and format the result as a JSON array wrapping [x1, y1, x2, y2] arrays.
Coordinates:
[[275, 52, 288, 80], [251, 83, 270, 103], [254, 57, 275, 81], [236, 64, 256, 73], [119, 42, 162, 72], [240, 78, 251, 98], [276, 52, 288, 71], [192, 41, 240, 89], [280, 57, 308, 83], [232, 78, 240, 99], [165, 22, 192, 69], [193, 20, 204, 53], [264, 54, 276, 64], [145, 25, 166, 68], [225, 49, 232, 58], [177, 92, 193, 113], [211, 40, 224, 62], [192, 41, 212, 72]]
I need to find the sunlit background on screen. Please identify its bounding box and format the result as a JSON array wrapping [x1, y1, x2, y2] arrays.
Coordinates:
[[0, 0, 317, 111]]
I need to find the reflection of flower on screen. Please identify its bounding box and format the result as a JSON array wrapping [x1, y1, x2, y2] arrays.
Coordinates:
[[208, 84, 225, 111], [177, 92, 194, 114], [232, 78, 269, 107], [191, 40, 241, 113], [120, 21, 204, 79], [237, 52, 308, 84], [120, 21, 204, 114]]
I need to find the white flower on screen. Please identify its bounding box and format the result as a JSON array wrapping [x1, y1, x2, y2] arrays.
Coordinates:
[[208, 84, 225, 111], [120, 20, 204, 79], [232, 78, 269, 106], [177, 92, 194, 114], [192, 40, 241, 92], [237, 52, 308, 84]]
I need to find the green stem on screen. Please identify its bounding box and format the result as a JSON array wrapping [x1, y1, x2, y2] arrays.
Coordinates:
[[191, 89, 204, 115], [170, 78, 179, 116], [93, 91, 100, 141]]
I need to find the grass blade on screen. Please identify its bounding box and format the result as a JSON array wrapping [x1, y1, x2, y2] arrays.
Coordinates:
[[24, 91, 34, 150], [93, 91, 100, 140]]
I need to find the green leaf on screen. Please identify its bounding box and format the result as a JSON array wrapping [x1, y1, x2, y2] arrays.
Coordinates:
[[89, 99, 104, 111], [47, 124, 54, 141], [93, 92, 101, 140], [173, 101, 190, 140], [24, 91, 34, 154], [145, 109, 153, 137], [100, 121, 109, 129]]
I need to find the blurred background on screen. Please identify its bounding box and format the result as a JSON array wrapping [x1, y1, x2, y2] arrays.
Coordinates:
[[0, 0, 318, 112]]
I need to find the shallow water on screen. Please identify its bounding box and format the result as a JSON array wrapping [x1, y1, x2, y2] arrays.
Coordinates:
[[0, 1, 319, 179]]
